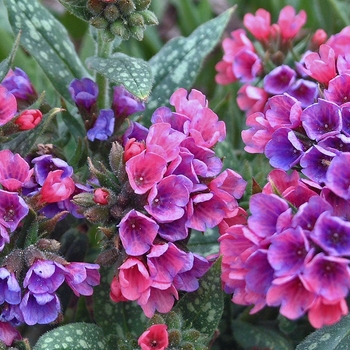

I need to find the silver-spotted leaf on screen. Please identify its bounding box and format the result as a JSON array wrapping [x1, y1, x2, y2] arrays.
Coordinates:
[[33, 323, 107, 350], [4, 0, 89, 101], [86, 53, 152, 100], [0, 30, 20, 81]]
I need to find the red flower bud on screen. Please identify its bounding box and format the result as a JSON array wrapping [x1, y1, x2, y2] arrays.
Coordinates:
[[93, 188, 109, 205], [123, 137, 146, 162], [15, 109, 42, 130]]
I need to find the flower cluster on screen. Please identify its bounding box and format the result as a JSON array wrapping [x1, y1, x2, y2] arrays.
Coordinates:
[[216, 5, 350, 329], [220, 169, 350, 328], [75, 87, 247, 317], [0, 68, 42, 133]]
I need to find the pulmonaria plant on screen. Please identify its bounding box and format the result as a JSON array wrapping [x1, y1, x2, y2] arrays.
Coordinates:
[[75, 87, 247, 318]]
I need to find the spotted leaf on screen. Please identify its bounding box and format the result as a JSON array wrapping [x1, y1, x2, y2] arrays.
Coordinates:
[[4, 0, 89, 101]]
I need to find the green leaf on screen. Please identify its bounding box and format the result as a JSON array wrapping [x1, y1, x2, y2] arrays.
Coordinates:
[[1, 107, 62, 156], [173, 257, 224, 344], [145, 7, 235, 117], [232, 320, 294, 350], [0, 30, 20, 81], [59, 0, 92, 23], [93, 266, 147, 342], [188, 228, 219, 257], [4, 0, 89, 101], [296, 314, 350, 350], [33, 323, 107, 350], [86, 53, 152, 100]]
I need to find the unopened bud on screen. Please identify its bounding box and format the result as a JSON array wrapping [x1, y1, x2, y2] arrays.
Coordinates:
[[87, 0, 105, 15], [35, 239, 61, 252], [165, 311, 182, 330], [104, 4, 120, 22], [90, 16, 109, 29], [84, 205, 110, 224], [110, 20, 130, 40], [72, 192, 95, 208], [134, 0, 151, 11], [129, 25, 144, 41], [140, 10, 158, 26], [93, 188, 110, 205], [168, 329, 182, 346], [102, 29, 116, 42], [128, 12, 144, 27], [95, 247, 119, 266], [109, 141, 124, 173], [15, 109, 42, 130], [117, 0, 135, 16]]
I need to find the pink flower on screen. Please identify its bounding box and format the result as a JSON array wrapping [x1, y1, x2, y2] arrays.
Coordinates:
[[138, 324, 169, 350], [123, 138, 146, 162], [303, 44, 337, 85], [0, 150, 33, 191], [236, 84, 268, 116], [40, 170, 75, 204], [311, 29, 328, 48], [15, 109, 42, 130], [93, 188, 109, 205], [110, 276, 128, 302], [277, 5, 307, 42], [326, 26, 350, 56], [243, 8, 271, 43], [0, 321, 22, 346], [215, 61, 236, 85], [0, 86, 17, 126]]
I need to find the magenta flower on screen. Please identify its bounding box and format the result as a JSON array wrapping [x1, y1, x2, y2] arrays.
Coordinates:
[[0, 225, 10, 252], [138, 324, 169, 350], [0, 85, 17, 126], [277, 5, 307, 42], [324, 73, 350, 105], [15, 109, 42, 130], [0, 321, 22, 346], [39, 170, 75, 204], [264, 65, 296, 94], [20, 291, 61, 325], [0, 150, 33, 191], [233, 49, 262, 83], [0, 268, 21, 305], [118, 257, 151, 301], [287, 79, 318, 108], [119, 209, 159, 256], [0, 190, 29, 232], [243, 8, 271, 43], [24, 260, 66, 294], [68, 77, 98, 111], [145, 175, 193, 223], [266, 276, 315, 320], [87, 109, 115, 141], [64, 262, 100, 296], [236, 84, 268, 116], [126, 150, 167, 194], [215, 60, 236, 85], [303, 44, 337, 85]]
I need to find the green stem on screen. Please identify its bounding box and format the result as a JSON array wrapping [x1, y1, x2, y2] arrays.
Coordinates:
[[95, 31, 113, 110]]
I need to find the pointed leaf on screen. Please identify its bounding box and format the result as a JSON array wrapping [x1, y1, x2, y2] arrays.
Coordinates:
[[93, 266, 147, 341], [33, 323, 107, 350], [173, 257, 224, 343], [0, 30, 21, 81], [296, 314, 350, 350], [86, 53, 152, 100], [145, 7, 235, 114], [59, 0, 92, 22], [4, 0, 89, 101], [232, 320, 294, 350]]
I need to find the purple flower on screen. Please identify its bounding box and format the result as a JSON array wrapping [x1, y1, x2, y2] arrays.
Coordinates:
[[325, 152, 350, 200], [0, 268, 21, 305], [1, 67, 36, 102], [287, 79, 318, 108], [233, 49, 262, 82], [301, 253, 350, 301], [341, 102, 350, 136], [64, 262, 100, 296], [324, 74, 350, 105], [151, 106, 189, 133], [145, 175, 193, 223], [0, 321, 22, 346], [268, 227, 311, 277], [122, 121, 149, 145], [0, 190, 29, 232], [119, 209, 159, 256], [32, 155, 73, 186], [68, 78, 98, 111], [319, 134, 350, 152], [157, 216, 189, 242], [87, 109, 115, 141], [112, 85, 145, 118], [0, 225, 10, 252], [302, 99, 342, 141], [20, 291, 60, 325], [0, 304, 23, 325], [265, 128, 304, 170], [23, 260, 66, 294], [311, 212, 350, 255], [264, 65, 296, 94], [300, 145, 335, 183]]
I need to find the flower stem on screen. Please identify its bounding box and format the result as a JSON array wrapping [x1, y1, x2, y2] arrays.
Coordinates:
[[95, 31, 113, 110]]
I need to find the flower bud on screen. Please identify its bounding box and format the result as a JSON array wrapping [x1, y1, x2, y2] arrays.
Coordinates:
[[93, 188, 110, 205], [140, 10, 158, 26], [129, 25, 144, 41], [109, 141, 124, 174], [35, 239, 61, 252], [110, 20, 130, 40], [15, 109, 42, 130], [95, 247, 119, 266], [165, 311, 182, 330], [123, 138, 146, 162], [117, 0, 135, 16], [72, 192, 95, 208], [104, 4, 120, 22], [128, 12, 144, 27], [86, 0, 105, 15], [168, 329, 182, 346], [84, 206, 110, 224], [134, 0, 151, 11], [90, 16, 109, 29]]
